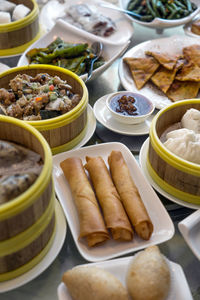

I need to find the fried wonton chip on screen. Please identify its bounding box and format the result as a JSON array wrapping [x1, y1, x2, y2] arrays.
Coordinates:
[[151, 59, 184, 93], [183, 44, 200, 67], [123, 57, 159, 89], [145, 50, 179, 70], [166, 80, 200, 102], [176, 62, 200, 82]]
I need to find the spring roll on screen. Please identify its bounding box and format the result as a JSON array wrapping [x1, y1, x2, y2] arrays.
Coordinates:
[[60, 157, 109, 247], [108, 151, 153, 240], [85, 156, 133, 241]]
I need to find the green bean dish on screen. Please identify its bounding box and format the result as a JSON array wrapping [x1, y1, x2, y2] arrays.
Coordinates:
[[127, 0, 197, 22], [26, 37, 104, 76]]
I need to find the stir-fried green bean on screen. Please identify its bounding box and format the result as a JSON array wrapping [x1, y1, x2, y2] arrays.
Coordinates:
[[126, 0, 197, 22], [26, 37, 104, 76]]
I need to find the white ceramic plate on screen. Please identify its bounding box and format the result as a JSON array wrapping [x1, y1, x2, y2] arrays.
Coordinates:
[[119, 0, 200, 29], [72, 105, 96, 151], [0, 63, 10, 73], [0, 201, 67, 293], [18, 19, 129, 82], [184, 17, 200, 37], [40, 0, 134, 45], [93, 93, 155, 135], [53, 142, 174, 262], [178, 210, 200, 260], [119, 35, 200, 110], [139, 138, 200, 210], [57, 254, 193, 300]]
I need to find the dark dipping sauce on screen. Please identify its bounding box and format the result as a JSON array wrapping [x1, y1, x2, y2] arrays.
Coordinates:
[[110, 93, 153, 116]]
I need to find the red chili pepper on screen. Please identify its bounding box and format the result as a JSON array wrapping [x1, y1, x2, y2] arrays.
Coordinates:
[[49, 85, 54, 91], [35, 96, 42, 102]]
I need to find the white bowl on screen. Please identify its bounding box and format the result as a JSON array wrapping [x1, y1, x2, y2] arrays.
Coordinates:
[[119, 0, 200, 29], [106, 91, 155, 124], [17, 19, 129, 82]]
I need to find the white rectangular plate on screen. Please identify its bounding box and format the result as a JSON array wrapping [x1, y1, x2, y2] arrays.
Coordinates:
[[53, 142, 174, 262], [57, 254, 193, 300]]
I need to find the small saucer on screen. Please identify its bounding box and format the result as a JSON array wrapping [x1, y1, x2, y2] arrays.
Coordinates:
[[93, 94, 155, 136]]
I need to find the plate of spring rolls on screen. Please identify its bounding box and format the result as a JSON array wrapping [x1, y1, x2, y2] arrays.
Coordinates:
[[53, 142, 174, 262]]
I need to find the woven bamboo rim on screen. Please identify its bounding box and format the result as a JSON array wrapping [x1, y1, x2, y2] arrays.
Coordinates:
[[0, 115, 52, 220], [0, 0, 39, 49], [149, 99, 200, 176], [0, 190, 55, 256], [0, 201, 57, 281]]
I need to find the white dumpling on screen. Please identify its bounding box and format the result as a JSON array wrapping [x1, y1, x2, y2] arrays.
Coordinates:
[[12, 4, 30, 21], [181, 108, 200, 134], [0, 11, 11, 23], [0, 0, 16, 13], [126, 246, 170, 300], [62, 266, 129, 300], [164, 128, 200, 164]]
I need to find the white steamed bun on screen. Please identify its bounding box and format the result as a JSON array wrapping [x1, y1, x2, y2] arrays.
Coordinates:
[[181, 108, 200, 134]]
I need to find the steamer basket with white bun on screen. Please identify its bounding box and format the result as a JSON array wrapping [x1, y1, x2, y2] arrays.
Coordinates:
[[0, 0, 41, 57], [148, 99, 200, 205], [0, 115, 55, 282], [0, 64, 88, 154]]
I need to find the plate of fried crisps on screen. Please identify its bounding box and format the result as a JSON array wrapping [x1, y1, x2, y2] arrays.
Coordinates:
[[119, 35, 200, 109]]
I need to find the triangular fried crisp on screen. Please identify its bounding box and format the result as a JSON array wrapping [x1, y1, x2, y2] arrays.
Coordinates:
[[151, 59, 184, 94], [176, 62, 200, 82], [123, 57, 159, 90], [166, 80, 200, 102], [145, 50, 179, 70], [183, 44, 200, 67]]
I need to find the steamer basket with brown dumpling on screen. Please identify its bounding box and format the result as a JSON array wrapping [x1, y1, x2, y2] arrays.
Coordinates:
[[0, 64, 88, 154], [0, 115, 55, 282], [0, 0, 42, 56], [147, 99, 200, 205]]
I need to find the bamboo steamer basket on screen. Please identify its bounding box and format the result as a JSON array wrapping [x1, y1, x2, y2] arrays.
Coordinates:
[[147, 99, 200, 205], [0, 64, 88, 155], [0, 0, 42, 56], [0, 115, 55, 281]]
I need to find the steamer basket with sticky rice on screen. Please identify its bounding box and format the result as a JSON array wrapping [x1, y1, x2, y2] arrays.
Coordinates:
[[0, 0, 42, 57], [0, 115, 55, 282], [147, 99, 200, 205], [0, 64, 88, 155]]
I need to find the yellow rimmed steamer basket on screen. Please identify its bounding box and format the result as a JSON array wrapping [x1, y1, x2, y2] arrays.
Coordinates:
[[0, 0, 42, 57], [147, 99, 200, 205], [0, 115, 55, 282], [0, 65, 88, 155]]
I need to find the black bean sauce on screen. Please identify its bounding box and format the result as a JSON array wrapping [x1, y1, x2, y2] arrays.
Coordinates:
[[110, 93, 153, 117]]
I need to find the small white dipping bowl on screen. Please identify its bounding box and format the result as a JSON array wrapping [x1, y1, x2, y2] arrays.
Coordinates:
[[106, 91, 155, 125]]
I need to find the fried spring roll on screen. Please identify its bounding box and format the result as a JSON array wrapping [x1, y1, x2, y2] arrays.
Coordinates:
[[85, 156, 133, 241], [108, 151, 153, 240], [60, 157, 109, 247]]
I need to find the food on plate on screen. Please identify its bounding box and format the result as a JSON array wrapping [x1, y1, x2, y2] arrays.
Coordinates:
[[26, 37, 104, 76], [191, 19, 200, 35], [0, 73, 81, 121], [0, 140, 42, 204], [126, 245, 170, 300], [183, 44, 200, 67], [62, 266, 129, 300], [0, 1, 30, 24], [124, 44, 200, 101], [108, 151, 153, 240], [123, 57, 159, 89], [145, 51, 180, 70], [60, 157, 109, 247], [126, 0, 197, 22], [63, 4, 116, 37], [166, 80, 200, 101], [181, 108, 200, 133], [85, 156, 133, 241], [151, 59, 184, 93]]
